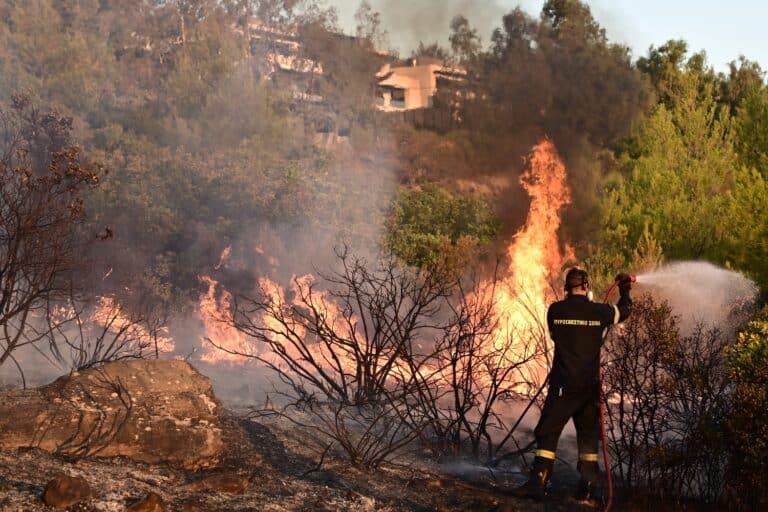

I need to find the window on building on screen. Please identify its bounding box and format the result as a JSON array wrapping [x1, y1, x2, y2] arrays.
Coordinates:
[[391, 88, 406, 108]]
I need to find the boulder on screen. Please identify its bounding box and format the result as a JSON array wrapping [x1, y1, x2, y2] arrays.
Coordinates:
[[42, 474, 92, 508], [0, 360, 223, 470], [127, 492, 167, 512]]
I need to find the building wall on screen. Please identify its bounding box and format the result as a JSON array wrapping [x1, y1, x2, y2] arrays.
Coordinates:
[[376, 62, 464, 112]]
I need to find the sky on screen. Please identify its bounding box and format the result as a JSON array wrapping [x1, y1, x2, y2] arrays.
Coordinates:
[[326, 0, 767, 73]]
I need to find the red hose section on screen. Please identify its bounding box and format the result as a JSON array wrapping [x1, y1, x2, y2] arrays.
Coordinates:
[[598, 369, 613, 512], [600, 282, 619, 512], [602, 282, 619, 305]]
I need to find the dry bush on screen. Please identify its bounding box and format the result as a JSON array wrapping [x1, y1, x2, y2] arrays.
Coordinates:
[[223, 249, 452, 467], [602, 294, 730, 503], [0, 97, 159, 385], [399, 279, 549, 460], [48, 295, 168, 372], [0, 97, 104, 375], [722, 307, 768, 509], [214, 249, 550, 467]]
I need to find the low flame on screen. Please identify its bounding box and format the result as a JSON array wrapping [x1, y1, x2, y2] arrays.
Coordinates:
[[198, 275, 252, 364], [91, 296, 175, 353], [214, 245, 232, 270]]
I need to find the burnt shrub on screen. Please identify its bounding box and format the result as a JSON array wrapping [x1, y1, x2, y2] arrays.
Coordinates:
[[602, 295, 731, 504]]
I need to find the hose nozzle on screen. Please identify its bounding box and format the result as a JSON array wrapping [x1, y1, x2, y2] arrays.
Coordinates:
[[614, 273, 636, 284]]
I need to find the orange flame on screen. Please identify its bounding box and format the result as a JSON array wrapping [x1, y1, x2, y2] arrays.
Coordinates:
[[198, 275, 253, 364], [198, 139, 573, 395], [91, 296, 175, 353], [214, 245, 232, 270], [487, 139, 573, 382]]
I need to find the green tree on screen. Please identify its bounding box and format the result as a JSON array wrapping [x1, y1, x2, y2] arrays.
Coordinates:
[[465, 2, 647, 173], [600, 66, 736, 263], [720, 56, 764, 115], [541, 0, 606, 45], [449, 15, 480, 64], [720, 167, 768, 289], [299, 19, 383, 138], [385, 186, 499, 268], [725, 306, 768, 509], [353, 0, 388, 51], [604, 43, 768, 290], [4, 0, 116, 111], [637, 39, 720, 111], [734, 87, 768, 177], [412, 41, 450, 61], [162, 8, 243, 118]]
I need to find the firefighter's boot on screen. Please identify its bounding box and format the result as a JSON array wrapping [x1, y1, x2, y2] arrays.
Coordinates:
[[574, 459, 602, 506], [509, 456, 553, 500]]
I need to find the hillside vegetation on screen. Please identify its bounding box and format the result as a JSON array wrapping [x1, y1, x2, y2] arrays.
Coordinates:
[[1, 0, 767, 509]]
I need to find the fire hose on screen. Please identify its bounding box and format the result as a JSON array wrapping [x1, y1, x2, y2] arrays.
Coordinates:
[[490, 274, 635, 512]]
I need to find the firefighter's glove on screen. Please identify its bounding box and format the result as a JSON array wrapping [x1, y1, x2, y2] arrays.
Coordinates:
[[615, 273, 633, 294]]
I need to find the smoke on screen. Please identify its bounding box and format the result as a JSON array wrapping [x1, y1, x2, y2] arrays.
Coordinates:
[[0, 345, 65, 389], [0, 1, 406, 397], [330, 0, 526, 55], [331, 0, 652, 246], [0, 1, 645, 402], [636, 261, 759, 332]]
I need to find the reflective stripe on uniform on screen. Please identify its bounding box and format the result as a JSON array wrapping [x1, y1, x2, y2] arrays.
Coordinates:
[[535, 449, 556, 460], [579, 453, 599, 462], [613, 305, 620, 324]]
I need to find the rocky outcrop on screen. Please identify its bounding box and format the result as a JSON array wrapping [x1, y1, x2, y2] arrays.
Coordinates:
[[0, 360, 224, 469], [42, 474, 92, 509]]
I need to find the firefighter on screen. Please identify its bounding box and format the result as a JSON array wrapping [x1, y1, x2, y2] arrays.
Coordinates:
[[512, 268, 633, 502]]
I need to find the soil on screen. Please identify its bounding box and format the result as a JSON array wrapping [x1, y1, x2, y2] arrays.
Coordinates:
[[0, 412, 706, 511]]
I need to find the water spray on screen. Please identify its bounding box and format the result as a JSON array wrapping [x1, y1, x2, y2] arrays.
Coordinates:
[[634, 262, 758, 332]]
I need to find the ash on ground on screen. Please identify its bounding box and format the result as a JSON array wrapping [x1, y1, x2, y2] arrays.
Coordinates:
[[0, 413, 704, 511]]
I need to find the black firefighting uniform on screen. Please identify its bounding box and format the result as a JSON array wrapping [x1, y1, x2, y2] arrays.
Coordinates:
[[532, 290, 631, 477]]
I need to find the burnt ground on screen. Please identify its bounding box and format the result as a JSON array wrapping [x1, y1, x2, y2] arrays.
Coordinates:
[[0, 413, 707, 512]]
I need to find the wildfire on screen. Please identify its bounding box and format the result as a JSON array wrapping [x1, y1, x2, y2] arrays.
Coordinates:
[[198, 275, 253, 364], [256, 275, 360, 373], [197, 139, 573, 389], [214, 245, 232, 270], [91, 296, 175, 353], [197, 271, 354, 371], [486, 139, 573, 378]]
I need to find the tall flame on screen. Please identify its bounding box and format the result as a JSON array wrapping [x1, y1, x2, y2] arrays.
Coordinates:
[[488, 139, 573, 379]]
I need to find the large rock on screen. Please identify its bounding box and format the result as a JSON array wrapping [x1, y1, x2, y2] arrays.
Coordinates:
[[0, 360, 223, 469], [42, 474, 92, 508]]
